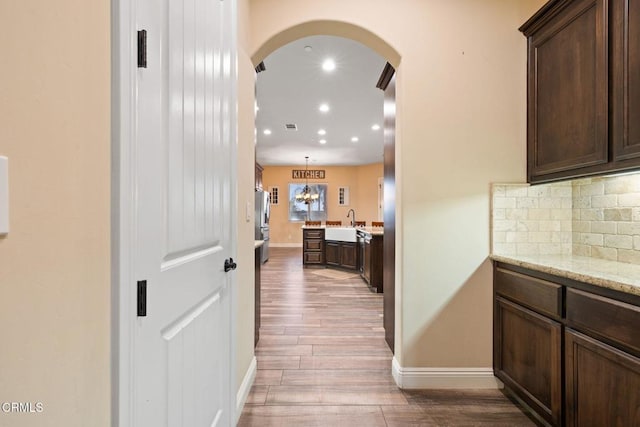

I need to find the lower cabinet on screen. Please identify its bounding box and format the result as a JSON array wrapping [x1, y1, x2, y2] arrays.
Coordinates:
[[494, 262, 640, 427], [494, 297, 562, 426], [325, 240, 357, 270], [303, 229, 324, 266], [565, 329, 640, 427], [362, 234, 383, 293], [254, 245, 261, 347]]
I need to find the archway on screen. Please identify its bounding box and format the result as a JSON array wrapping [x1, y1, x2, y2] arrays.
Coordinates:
[[249, 19, 401, 353]]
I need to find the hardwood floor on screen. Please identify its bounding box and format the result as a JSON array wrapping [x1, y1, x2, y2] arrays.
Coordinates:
[[238, 248, 536, 426]]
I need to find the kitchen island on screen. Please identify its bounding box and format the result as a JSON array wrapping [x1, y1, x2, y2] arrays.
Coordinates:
[[302, 225, 384, 292]]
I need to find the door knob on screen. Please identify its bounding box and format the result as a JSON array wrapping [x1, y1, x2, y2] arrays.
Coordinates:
[[224, 258, 237, 272]]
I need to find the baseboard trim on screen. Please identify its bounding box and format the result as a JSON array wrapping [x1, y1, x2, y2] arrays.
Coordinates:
[[391, 357, 503, 389], [269, 243, 302, 248], [235, 356, 257, 424]]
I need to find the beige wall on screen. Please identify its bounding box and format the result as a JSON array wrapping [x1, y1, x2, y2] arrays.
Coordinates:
[[235, 0, 257, 397], [263, 163, 383, 244], [249, 0, 547, 368], [0, 1, 110, 426]]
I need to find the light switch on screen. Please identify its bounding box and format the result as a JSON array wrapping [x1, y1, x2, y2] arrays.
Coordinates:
[[0, 156, 8, 234], [246, 201, 251, 222]]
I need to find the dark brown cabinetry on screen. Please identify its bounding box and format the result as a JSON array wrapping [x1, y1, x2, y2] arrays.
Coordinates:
[[494, 269, 562, 426], [521, 0, 640, 182], [325, 241, 357, 270], [494, 262, 640, 426], [611, 0, 640, 162], [565, 329, 640, 427], [302, 228, 324, 265], [360, 232, 383, 293], [255, 245, 261, 347]]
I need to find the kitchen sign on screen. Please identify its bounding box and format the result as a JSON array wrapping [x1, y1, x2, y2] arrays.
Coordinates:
[[292, 169, 325, 179]]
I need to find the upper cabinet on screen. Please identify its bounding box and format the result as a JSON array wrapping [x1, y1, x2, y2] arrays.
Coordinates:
[[611, 0, 640, 162], [521, 0, 640, 183]]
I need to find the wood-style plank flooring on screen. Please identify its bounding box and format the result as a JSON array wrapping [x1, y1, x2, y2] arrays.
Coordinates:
[[238, 248, 536, 426]]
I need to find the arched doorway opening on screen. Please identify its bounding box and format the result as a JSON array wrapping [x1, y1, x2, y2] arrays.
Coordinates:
[[249, 20, 400, 353]]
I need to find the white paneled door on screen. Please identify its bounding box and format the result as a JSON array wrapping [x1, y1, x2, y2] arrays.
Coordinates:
[[134, 0, 236, 425]]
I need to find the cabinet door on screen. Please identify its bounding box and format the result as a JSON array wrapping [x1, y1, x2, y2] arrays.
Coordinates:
[[565, 328, 640, 427], [325, 241, 340, 266], [363, 240, 371, 283], [494, 297, 562, 426], [340, 242, 357, 270], [612, 0, 640, 162], [526, 0, 608, 181]]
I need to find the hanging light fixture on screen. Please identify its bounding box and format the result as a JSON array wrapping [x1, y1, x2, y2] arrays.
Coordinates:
[[295, 156, 319, 204]]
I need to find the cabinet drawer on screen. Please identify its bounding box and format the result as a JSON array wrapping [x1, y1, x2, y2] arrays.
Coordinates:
[[566, 288, 640, 356], [495, 267, 563, 319], [303, 229, 324, 239], [304, 239, 323, 251], [303, 252, 323, 264]]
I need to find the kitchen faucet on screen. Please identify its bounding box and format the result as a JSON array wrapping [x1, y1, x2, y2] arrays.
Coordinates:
[[347, 209, 356, 227]]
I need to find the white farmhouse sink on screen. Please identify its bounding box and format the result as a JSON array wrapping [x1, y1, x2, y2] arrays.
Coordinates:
[[324, 227, 357, 242]]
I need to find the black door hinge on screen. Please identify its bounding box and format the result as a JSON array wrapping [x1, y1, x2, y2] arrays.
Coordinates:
[[137, 280, 147, 316], [137, 30, 147, 68]]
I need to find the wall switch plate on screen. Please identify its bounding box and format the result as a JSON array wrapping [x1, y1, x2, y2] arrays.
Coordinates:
[[0, 156, 8, 234], [246, 201, 251, 222]]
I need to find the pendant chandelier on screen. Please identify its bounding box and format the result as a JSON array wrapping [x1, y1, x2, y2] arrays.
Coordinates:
[[295, 156, 319, 205]]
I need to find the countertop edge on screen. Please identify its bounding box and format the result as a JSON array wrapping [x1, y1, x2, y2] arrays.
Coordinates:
[[490, 254, 640, 297], [254, 240, 264, 249]]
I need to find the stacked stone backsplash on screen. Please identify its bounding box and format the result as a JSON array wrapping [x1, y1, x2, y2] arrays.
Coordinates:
[[492, 182, 573, 256], [491, 172, 640, 265], [572, 175, 640, 264]]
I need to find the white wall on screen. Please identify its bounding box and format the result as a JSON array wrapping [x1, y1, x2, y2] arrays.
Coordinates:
[[247, 0, 547, 370]]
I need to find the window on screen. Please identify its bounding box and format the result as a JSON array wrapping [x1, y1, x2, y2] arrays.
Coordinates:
[[269, 186, 279, 205], [288, 183, 328, 222], [338, 187, 350, 206]]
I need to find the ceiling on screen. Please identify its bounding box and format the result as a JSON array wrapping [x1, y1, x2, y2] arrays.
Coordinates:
[[255, 35, 387, 167]]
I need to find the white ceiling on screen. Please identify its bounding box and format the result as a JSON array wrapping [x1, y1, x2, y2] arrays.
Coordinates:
[[255, 35, 387, 167]]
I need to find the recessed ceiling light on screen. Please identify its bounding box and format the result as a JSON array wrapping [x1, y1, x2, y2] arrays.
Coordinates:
[[319, 139, 327, 144], [318, 129, 326, 135], [371, 124, 381, 131], [263, 129, 272, 135], [319, 103, 330, 113], [322, 58, 336, 72], [351, 137, 359, 142], [304, 45, 313, 52]]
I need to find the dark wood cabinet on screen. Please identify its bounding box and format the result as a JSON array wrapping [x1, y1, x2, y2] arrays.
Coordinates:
[[255, 245, 261, 347], [325, 240, 357, 270], [302, 228, 324, 265], [565, 329, 640, 427], [494, 270, 562, 425], [494, 262, 640, 426], [611, 0, 640, 162], [521, 0, 640, 182], [522, 0, 608, 182], [361, 232, 383, 293]]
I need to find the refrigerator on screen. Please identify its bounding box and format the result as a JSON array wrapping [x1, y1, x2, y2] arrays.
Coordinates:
[[255, 190, 270, 264]]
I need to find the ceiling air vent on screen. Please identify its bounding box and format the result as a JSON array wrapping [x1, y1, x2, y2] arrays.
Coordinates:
[[285, 124, 298, 131]]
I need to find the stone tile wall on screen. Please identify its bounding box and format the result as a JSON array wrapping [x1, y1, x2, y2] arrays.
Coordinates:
[[491, 182, 572, 256], [491, 172, 640, 265], [572, 175, 640, 264]]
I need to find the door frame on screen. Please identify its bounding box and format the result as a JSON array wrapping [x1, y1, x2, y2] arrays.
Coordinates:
[[110, 0, 238, 425]]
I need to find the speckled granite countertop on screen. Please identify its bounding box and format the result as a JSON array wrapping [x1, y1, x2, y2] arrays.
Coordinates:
[[491, 253, 640, 297], [301, 225, 383, 236]]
